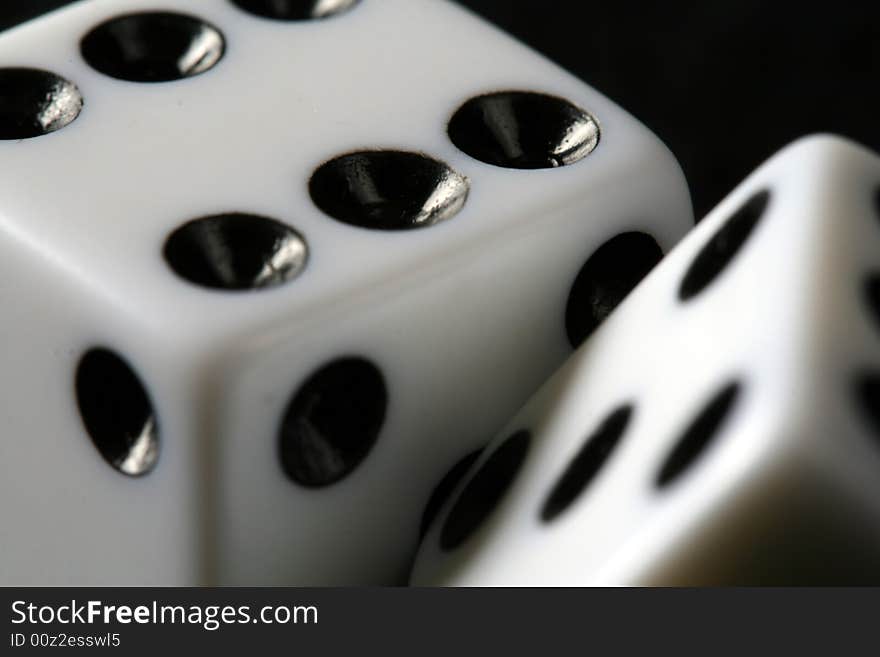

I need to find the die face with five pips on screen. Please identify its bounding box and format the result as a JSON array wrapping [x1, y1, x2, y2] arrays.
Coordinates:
[[412, 135, 880, 586], [0, 0, 691, 584]]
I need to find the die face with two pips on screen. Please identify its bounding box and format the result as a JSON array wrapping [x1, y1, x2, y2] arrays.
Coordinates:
[[412, 135, 880, 586], [0, 0, 691, 584]]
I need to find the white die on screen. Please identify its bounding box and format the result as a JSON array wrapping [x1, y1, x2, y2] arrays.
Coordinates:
[[412, 135, 880, 586], [0, 0, 690, 584]]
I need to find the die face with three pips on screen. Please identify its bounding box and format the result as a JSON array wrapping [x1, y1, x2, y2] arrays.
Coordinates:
[[412, 135, 880, 586], [0, 0, 691, 584]]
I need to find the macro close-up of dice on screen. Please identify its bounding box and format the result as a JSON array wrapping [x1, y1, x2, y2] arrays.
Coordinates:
[[2, 0, 880, 616]]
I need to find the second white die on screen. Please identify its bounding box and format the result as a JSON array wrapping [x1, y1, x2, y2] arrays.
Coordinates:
[[412, 135, 880, 586]]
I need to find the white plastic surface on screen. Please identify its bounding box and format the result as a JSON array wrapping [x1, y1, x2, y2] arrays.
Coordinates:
[[0, 0, 691, 584], [411, 135, 880, 586]]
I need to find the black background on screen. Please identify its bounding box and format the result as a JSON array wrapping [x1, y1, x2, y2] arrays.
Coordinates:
[[3, 1, 879, 218]]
